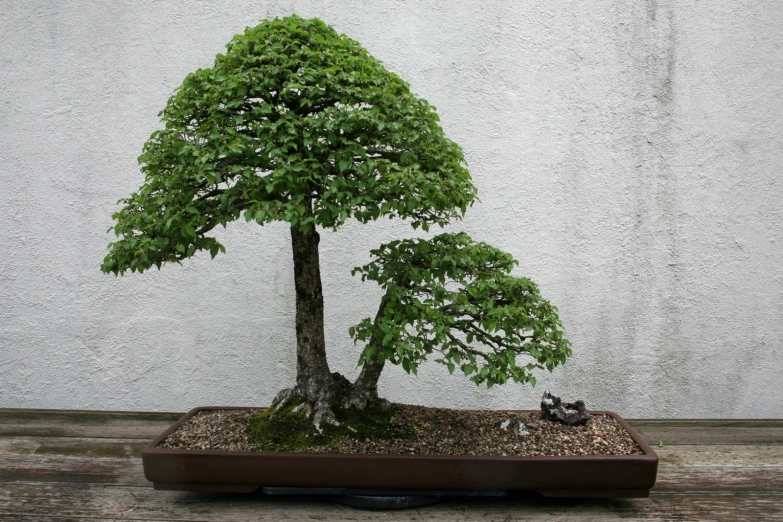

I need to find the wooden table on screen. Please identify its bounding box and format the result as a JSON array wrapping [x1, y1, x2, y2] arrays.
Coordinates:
[[1, 409, 781, 521]]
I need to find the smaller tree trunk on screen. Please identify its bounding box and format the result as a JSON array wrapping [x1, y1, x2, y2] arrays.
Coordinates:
[[345, 293, 391, 409], [353, 354, 385, 397]]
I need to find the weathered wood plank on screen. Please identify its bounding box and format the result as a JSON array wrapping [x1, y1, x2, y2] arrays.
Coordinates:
[[0, 514, 137, 522], [3, 409, 781, 444], [653, 466, 783, 492], [0, 409, 183, 423], [0, 455, 148, 487], [0, 483, 780, 521], [0, 423, 172, 439], [657, 444, 783, 466], [6, 437, 774, 466], [3, 429, 780, 465], [1, 452, 781, 493], [3, 410, 782, 521], [0, 513, 139, 522], [0, 436, 146, 459], [629, 419, 783, 428], [637, 426, 783, 445], [0, 409, 182, 439]]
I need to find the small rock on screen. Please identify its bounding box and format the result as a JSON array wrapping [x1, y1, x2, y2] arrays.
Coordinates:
[[495, 418, 529, 435], [540, 391, 591, 426]]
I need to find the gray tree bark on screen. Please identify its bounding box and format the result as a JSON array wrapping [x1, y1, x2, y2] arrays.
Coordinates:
[[343, 294, 390, 409], [273, 221, 389, 423], [290, 224, 332, 398]]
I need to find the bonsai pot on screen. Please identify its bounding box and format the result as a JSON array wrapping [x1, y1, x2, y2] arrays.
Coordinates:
[[142, 407, 658, 499]]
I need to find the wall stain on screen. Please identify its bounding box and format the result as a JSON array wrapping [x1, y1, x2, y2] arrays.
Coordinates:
[[609, 2, 701, 416], [646, 0, 659, 21]]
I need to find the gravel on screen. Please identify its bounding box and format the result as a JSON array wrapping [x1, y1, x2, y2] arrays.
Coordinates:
[[158, 404, 643, 457]]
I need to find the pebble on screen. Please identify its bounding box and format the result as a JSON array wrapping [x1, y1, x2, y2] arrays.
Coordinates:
[[159, 404, 643, 458]]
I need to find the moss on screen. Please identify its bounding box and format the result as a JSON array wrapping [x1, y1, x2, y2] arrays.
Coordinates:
[[246, 400, 412, 452]]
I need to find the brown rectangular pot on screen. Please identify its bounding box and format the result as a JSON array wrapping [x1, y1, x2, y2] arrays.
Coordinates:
[[142, 407, 658, 498]]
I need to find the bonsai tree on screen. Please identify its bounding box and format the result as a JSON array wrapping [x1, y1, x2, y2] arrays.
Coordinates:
[[347, 232, 570, 410], [103, 15, 571, 427]]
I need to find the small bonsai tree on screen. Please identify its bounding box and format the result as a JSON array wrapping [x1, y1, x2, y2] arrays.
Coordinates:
[[347, 232, 570, 409], [103, 15, 571, 427]]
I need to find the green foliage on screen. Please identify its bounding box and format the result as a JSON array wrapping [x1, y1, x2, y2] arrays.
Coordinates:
[[102, 15, 476, 274], [100, 15, 573, 395], [246, 400, 410, 451], [350, 232, 572, 387]]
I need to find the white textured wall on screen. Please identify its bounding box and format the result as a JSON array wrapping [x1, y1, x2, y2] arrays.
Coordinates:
[[1, 0, 781, 418]]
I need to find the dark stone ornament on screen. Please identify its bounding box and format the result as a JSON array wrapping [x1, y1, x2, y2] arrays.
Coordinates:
[[540, 391, 591, 426]]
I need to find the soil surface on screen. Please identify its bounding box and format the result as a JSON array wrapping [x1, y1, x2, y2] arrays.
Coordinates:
[[158, 404, 643, 457]]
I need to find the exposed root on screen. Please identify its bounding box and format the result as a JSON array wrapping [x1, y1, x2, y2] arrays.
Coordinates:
[[271, 387, 298, 414], [313, 400, 339, 433], [271, 371, 388, 434], [292, 402, 312, 416], [269, 375, 349, 431], [341, 388, 390, 412]]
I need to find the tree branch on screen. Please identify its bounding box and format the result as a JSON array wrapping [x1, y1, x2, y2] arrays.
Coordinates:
[[445, 332, 489, 361], [451, 320, 533, 354]]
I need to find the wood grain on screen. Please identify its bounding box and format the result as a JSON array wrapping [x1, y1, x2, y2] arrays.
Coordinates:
[[1, 451, 781, 492], [0, 409, 183, 422], [629, 419, 783, 428], [0, 420, 176, 440], [636, 426, 783, 445], [0, 483, 780, 521], [0, 454, 148, 487], [656, 444, 783, 466], [0, 436, 146, 459]]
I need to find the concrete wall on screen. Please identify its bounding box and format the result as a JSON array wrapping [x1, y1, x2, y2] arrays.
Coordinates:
[[1, 0, 781, 417]]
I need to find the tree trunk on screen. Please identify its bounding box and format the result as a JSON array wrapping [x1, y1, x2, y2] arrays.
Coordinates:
[[350, 352, 385, 405], [290, 224, 333, 400], [354, 352, 385, 393], [274, 223, 390, 421], [344, 293, 391, 409]]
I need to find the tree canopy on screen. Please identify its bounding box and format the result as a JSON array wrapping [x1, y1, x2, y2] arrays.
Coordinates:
[[102, 15, 476, 275], [351, 232, 572, 387], [101, 15, 573, 411]]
